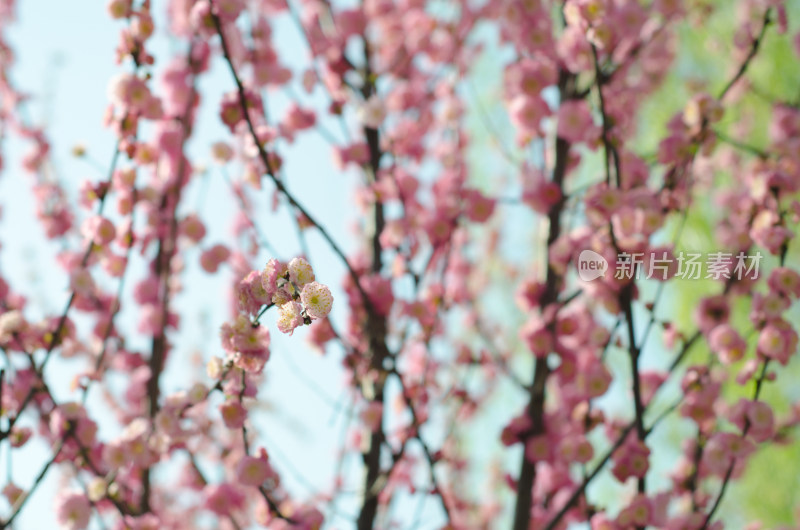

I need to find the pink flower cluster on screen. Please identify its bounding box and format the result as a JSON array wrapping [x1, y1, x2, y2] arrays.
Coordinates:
[[220, 258, 334, 373]]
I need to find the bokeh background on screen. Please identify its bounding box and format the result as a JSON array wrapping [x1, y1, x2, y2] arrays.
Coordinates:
[[1, 1, 800, 528]]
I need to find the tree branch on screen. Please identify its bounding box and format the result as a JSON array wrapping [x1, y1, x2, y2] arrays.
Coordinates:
[[512, 69, 575, 530]]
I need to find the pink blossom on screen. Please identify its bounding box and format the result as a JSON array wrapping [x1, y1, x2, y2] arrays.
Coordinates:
[[82, 215, 116, 245], [750, 211, 792, 255], [2, 483, 23, 508], [523, 179, 562, 215], [200, 244, 231, 273], [211, 141, 234, 163], [767, 267, 800, 299], [557, 100, 598, 144], [307, 317, 336, 352], [107, 0, 131, 19], [520, 318, 554, 358], [500, 413, 533, 446], [524, 435, 554, 463], [508, 95, 549, 139], [219, 90, 262, 133], [277, 301, 304, 335], [462, 189, 496, 222], [49, 402, 97, 447], [576, 358, 612, 398], [55, 490, 91, 530], [69, 268, 96, 297], [237, 270, 273, 314], [287, 257, 315, 287], [300, 281, 334, 320], [362, 275, 393, 316], [219, 400, 247, 429], [680, 366, 721, 427], [283, 104, 316, 133], [236, 450, 270, 487], [271, 507, 324, 530], [770, 103, 800, 143], [506, 57, 557, 98], [557, 25, 593, 73], [179, 214, 206, 243], [557, 433, 594, 464], [639, 371, 667, 406], [133, 277, 160, 305], [750, 292, 790, 324], [220, 315, 271, 372], [119, 514, 162, 530], [757, 319, 798, 365], [612, 437, 650, 482], [746, 400, 775, 442], [515, 279, 545, 311], [261, 258, 285, 298], [357, 95, 386, 128], [203, 482, 245, 516], [695, 295, 730, 335], [708, 324, 747, 364], [585, 184, 624, 221], [213, 0, 246, 23], [8, 427, 32, 448], [616, 494, 653, 528]]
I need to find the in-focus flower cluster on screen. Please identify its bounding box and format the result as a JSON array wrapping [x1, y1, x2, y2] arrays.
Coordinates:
[[220, 257, 333, 373], [264, 257, 334, 331]]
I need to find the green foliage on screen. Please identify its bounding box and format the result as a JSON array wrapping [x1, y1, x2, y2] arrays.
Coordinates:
[[641, 2, 800, 526]]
